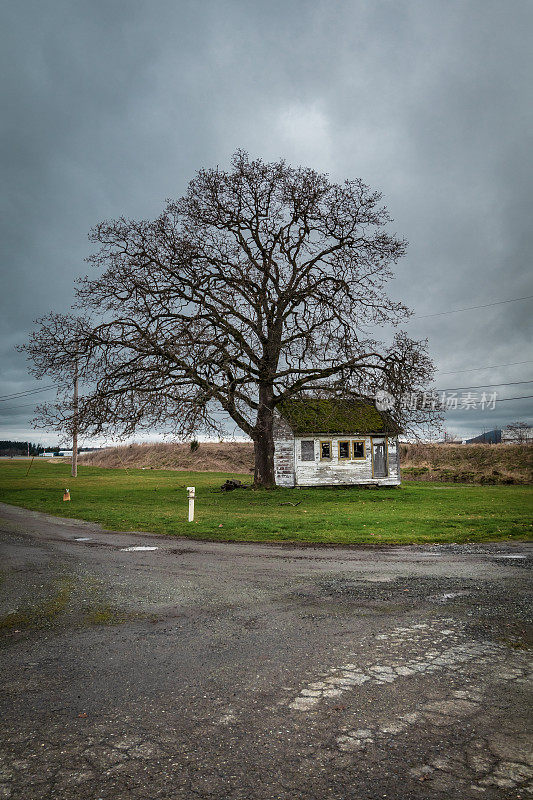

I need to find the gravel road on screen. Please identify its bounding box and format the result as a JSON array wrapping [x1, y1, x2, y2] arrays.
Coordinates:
[[0, 502, 531, 799]]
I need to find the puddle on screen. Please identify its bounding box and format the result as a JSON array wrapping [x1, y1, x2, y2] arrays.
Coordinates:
[[491, 554, 527, 560], [429, 591, 470, 603]]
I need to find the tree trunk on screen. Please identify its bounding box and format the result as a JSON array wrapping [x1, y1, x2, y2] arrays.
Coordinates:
[[253, 384, 276, 488]]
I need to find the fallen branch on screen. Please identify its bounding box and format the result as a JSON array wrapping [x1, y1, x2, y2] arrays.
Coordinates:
[[212, 479, 252, 493]]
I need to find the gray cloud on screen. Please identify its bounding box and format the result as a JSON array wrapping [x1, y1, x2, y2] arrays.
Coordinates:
[[1, 0, 532, 443]]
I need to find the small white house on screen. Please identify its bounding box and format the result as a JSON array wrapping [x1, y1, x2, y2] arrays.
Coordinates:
[[273, 398, 401, 488]]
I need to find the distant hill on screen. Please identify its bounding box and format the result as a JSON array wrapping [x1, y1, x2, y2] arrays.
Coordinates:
[[79, 440, 532, 485], [465, 430, 501, 444]]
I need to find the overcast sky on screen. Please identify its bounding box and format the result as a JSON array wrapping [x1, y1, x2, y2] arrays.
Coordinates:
[[1, 0, 532, 444]]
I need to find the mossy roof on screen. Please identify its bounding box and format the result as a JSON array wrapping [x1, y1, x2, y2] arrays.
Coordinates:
[[277, 398, 401, 435]]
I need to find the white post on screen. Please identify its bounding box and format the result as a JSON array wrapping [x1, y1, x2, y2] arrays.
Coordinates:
[[187, 487, 195, 522]]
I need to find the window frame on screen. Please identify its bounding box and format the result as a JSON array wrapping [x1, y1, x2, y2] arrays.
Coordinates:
[[338, 440, 351, 460], [351, 439, 366, 460], [300, 439, 315, 462], [320, 440, 333, 460]]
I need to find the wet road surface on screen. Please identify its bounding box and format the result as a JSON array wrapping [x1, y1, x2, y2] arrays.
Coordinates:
[[0, 502, 532, 799]]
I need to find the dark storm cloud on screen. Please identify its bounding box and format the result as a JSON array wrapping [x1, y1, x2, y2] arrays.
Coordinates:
[[1, 0, 532, 442]]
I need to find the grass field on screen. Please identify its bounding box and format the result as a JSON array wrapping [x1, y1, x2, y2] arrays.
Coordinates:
[[1, 460, 532, 545]]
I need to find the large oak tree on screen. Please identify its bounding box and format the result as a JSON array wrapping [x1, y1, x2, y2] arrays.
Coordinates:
[[21, 151, 434, 487]]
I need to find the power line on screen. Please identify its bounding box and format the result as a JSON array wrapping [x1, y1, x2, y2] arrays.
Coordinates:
[[0, 386, 55, 401], [0, 384, 67, 402], [495, 395, 533, 402], [0, 401, 45, 412], [436, 380, 533, 392], [413, 294, 533, 319], [3, 359, 532, 417], [437, 360, 533, 375]]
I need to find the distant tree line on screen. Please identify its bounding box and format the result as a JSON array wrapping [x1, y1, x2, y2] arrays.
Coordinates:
[[0, 441, 47, 456], [0, 441, 97, 456]]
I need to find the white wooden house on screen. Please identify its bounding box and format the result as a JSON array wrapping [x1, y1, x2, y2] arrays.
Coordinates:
[[273, 398, 401, 488]]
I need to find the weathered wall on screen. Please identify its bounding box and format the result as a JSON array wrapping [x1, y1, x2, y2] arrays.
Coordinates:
[[273, 413, 295, 487], [293, 435, 401, 487]]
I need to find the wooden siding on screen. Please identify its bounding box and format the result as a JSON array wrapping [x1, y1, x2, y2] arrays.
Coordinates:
[[273, 413, 296, 486]]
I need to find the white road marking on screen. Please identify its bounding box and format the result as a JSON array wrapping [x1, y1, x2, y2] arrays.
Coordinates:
[[73, 537, 92, 541], [120, 546, 159, 552]]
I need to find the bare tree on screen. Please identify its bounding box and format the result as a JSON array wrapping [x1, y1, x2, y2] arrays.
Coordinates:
[[504, 421, 532, 444], [20, 151, 435, 487]]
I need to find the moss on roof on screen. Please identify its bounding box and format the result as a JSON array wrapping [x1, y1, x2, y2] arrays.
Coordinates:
[[277, 398, 401, 435]]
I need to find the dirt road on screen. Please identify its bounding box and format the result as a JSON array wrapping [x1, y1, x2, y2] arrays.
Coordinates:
[[1, 502, 531, 799]]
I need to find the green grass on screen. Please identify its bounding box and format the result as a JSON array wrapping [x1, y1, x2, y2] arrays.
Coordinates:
[[0, 461, 531, 545]]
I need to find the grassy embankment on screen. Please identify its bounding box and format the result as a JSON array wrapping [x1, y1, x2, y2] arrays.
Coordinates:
[[400, 443, 532, 485], [0, 460, 531, 545], [79, 440, 256, 473]]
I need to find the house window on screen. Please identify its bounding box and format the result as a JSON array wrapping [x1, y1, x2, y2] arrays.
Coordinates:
[[301, 440, 315, 461], [320, 440, 332, 460], [352, 440, 365, 459], [338, 440, 350, 460]]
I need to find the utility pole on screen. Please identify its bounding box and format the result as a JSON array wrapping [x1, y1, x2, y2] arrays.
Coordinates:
[[71, 360, 78, 478]]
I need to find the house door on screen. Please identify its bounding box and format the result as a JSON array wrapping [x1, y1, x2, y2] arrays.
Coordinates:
[[372, 439, 388, 477]]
